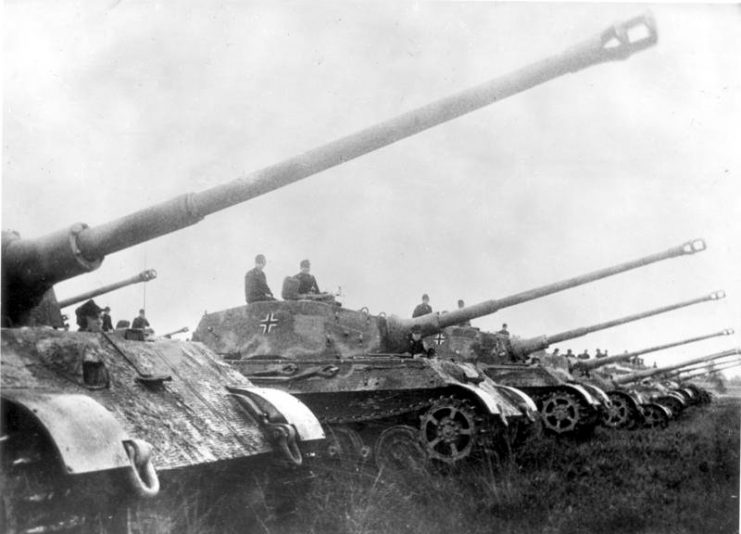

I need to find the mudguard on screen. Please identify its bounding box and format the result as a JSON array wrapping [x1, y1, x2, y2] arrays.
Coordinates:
[[453, 383, 504, 421], [576, 383, 611, 406], [231, 387, 324, 442], [495, 385, 539, 413], [562, 383, 600, 406], [2, 391, 131, 474], [608, 390, 642, 412]]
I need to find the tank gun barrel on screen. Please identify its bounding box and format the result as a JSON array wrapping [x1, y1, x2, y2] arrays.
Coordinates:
[[2, 14, 657, 327], [394, 238, 705, 344], [676, 360, 741, 380], [56, 269, 158, 309], [667, 356, 741, 377], [613, 348, 741, 384], [510, 292, 725, 358], [163, 326, 189, 339], [573, 326, 733, 371]]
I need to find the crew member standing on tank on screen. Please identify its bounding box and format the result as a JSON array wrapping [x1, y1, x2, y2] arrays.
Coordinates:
[[101, 306, 113, 332], [295, 259, 320, 295], [406, 325, 435, 358], [132, 309, 151, 330], [245, 254, 275, 304], [498, 323, 510, 337], [412, 294, 432, 318]]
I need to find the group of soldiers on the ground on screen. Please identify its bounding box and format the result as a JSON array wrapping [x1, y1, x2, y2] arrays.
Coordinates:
[[244, 255, 333, 304], [74, 300, 153, 335]]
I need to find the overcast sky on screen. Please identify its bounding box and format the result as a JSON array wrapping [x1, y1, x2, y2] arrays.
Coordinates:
[[4, 2, 740, 375]]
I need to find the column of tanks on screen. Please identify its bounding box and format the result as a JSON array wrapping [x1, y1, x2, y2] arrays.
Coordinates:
[[6, 10, 733, 534]]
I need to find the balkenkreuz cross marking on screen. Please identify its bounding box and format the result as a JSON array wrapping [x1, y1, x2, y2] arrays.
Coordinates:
[[259, 312, 279, 334]]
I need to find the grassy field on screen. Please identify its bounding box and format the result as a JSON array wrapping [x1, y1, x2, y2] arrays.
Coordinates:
[[150, 396, 740, 534]]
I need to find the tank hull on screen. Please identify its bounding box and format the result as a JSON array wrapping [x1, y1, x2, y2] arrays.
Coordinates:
[[231, 355, 538, 467], [1, 328, 323, 532]]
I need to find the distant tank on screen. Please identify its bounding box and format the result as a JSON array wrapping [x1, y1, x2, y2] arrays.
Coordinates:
[[194, 237, 704, 463], [571, 327, 733, 428], [432, 290, 718, 434], [56, 269, 158, 310], [2, 13, 658, 530], [611, 348, 741, 418]]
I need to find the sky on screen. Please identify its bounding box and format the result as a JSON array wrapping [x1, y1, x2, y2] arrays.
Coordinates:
[[4, 2, 740, 376]]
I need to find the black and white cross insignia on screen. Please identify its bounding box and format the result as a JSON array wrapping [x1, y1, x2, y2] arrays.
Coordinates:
[[433, 332, 447, 346], [259, 312, 279, 334]]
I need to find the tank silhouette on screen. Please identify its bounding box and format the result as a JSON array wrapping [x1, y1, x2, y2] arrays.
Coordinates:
[[572, 327, 733, 374], [56, 269, 158, 310], [431, 290, 718, 434], [609, 348, 741, 420], [194, 237, 705, 463], [2, 14, 659, 530], [570, 328, 733, 428]]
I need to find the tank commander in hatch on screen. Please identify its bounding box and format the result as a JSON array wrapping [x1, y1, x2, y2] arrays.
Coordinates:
[[405, 324, 435, 358], [245, 254, 275, 304], [497, 323, 510, 337], [283, 259, 335, 302], [132, 309, 153, 335], [578, 349, 590, 360], [412, 294, 432, 318]]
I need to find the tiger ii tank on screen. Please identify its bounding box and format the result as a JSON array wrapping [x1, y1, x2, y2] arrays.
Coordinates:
[[193, 236, 702, 465], [434, 290, 721, 434]]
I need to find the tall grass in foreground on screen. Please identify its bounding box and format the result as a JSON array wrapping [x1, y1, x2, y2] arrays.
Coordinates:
[[142, 399, 739, 534]]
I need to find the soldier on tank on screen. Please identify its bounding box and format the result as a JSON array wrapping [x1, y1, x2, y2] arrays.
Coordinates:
[[595, 348, 605, 359], [578, 349, 590, 360], [101, 306, 113, 332], [244, 254, 275, 304], [412, 294, 432, 318], [498, 323, 510, 337], [406, 324, 435, 358], [132, 309, 151, 332]]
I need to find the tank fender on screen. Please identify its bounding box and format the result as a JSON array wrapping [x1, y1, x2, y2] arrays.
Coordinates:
[[2, 391, 130, 474], [449, 383, 505, 424], [227, 386, 325, 442], [574, 382, 611, 406], [495, 385, 539, 412], [560, 383, 600, 406]]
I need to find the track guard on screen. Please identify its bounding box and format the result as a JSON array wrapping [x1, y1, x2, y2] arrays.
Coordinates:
[[2, 391, 131, 474], [227, 386, 324, 442]]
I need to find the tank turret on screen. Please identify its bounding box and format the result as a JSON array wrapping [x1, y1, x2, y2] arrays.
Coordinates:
[[56, 269, 158, 310], [2, 13, 657, 330], [196, 239, 706, 359], [508, 292, 726, 360], [573, 327, 734, 373], [613, 348, 741, 384]]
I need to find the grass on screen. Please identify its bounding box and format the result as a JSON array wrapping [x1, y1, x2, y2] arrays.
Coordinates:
[[135, 397, 740, 534]]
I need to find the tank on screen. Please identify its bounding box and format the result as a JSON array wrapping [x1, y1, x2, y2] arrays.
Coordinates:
[[2, 14, 659, 530], [610, 348, 741, 419], [193, 237, 705, 464], [56, 269, 158, 310], [431, 291, 718, 434], [570, 328, 733, 428], [571, 327, 733, 374]]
